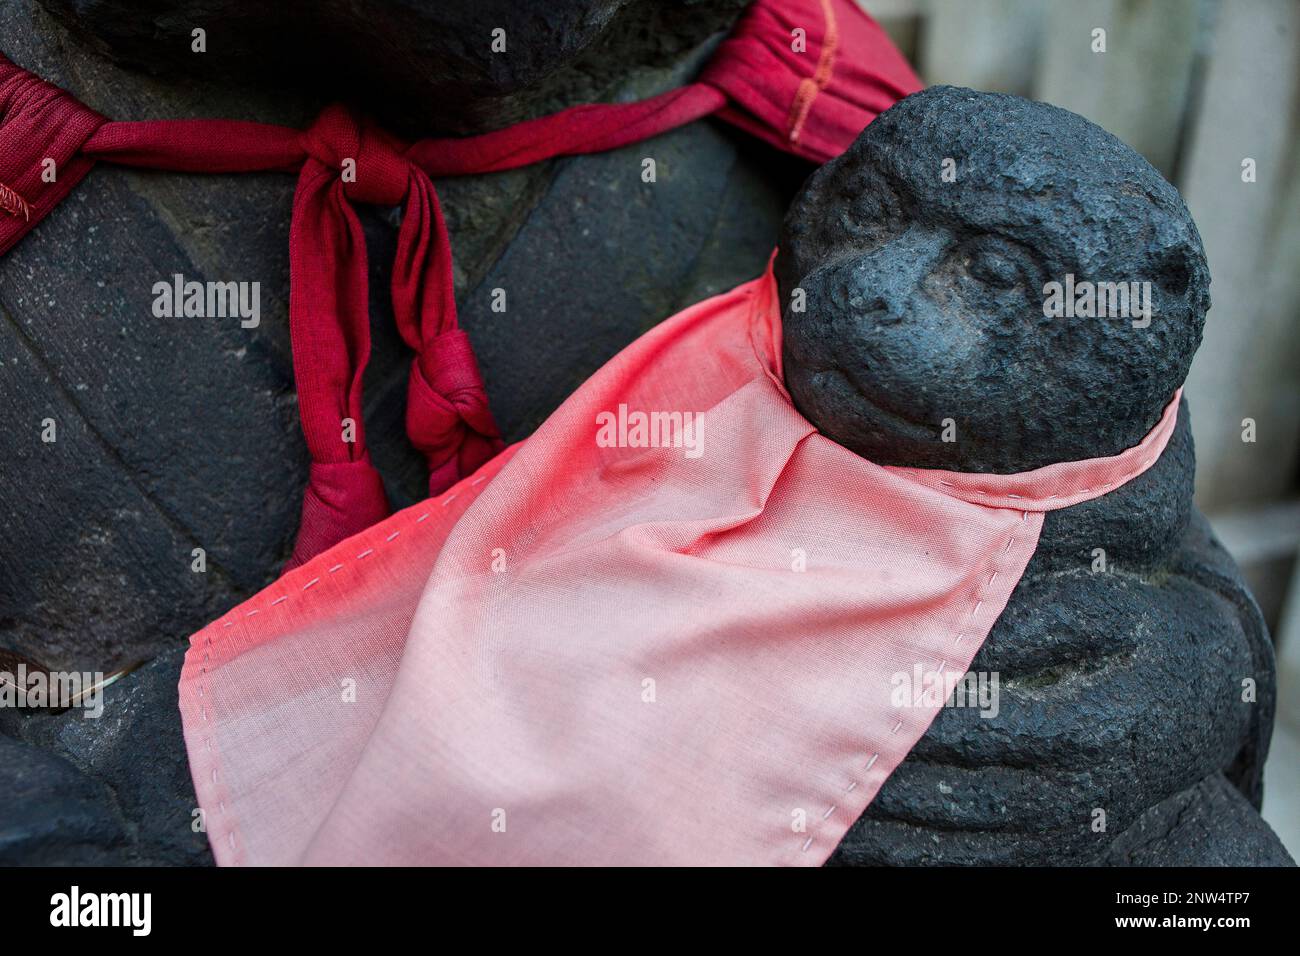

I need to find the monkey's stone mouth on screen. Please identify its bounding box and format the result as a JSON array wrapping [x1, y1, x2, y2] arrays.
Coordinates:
[[810, 367, 939, 444]]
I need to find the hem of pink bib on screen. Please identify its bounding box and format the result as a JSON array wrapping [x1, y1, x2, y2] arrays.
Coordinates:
[[777, 508, 1045, 865], [178, 449, 518, 866], [888, 390, 1183, 511]]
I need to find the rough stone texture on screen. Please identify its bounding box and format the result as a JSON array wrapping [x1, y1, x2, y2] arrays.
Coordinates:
[[1096, 773, 1294, 867], [0, 735, 129, 865], [0, 0, 799, 863], [786, 88, 1286, 866], [0, 648, 212, 865], [34, 0, 750, 136], [778, 86, 1210, 473]]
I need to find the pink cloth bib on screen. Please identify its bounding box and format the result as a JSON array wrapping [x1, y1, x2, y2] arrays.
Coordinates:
[[179, 259, 1180, 865]]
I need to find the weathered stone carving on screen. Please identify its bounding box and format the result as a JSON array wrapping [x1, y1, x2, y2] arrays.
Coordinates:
[[33, 0, 750, 135], [778, 86, 1287, 865]]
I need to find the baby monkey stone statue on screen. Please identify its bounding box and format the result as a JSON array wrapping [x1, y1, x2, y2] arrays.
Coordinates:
[[777, 86, 1291, 865]]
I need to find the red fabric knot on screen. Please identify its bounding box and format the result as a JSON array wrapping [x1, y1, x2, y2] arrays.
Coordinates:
[[0, 53, 105, 254], [288, 104, 505, 562], [284, 102, 423, 567], [285, 457, 390, 570], [299, 103, 410, 207], [407, 329, 504, 496]]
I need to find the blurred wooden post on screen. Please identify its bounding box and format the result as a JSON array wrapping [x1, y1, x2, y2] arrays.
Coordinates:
[[1032, 0, 1199, 177], [860, 0, 923, 63], [917, 0, 1044, 95], [1178, 0, 1300, 512]]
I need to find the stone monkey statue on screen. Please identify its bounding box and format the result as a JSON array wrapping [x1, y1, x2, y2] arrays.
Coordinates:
[[778, 86, 1289, 865]]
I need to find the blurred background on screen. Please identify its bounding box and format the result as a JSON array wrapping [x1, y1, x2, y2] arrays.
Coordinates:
[[860, 0, 1300, 857]]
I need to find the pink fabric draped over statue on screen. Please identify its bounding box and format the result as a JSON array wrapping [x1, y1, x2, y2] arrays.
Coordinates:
[[179, 261, 1180, 865]]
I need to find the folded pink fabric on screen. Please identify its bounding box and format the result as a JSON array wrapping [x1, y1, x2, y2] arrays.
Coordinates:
[[179, 259, 1180, 866]]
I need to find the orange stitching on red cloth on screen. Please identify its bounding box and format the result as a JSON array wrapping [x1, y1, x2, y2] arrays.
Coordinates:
[[0, 181, 30, 220], [786, 0, 841, 145]]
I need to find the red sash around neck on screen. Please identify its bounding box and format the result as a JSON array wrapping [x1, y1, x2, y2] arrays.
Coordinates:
[[0, 0, 921, 568]]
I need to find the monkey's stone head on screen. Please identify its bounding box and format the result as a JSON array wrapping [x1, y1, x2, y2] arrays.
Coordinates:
[[777, 85, 1210, 471]]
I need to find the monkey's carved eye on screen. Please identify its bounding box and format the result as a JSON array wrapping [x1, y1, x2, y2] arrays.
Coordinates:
[[960, 235, 1033, 291]]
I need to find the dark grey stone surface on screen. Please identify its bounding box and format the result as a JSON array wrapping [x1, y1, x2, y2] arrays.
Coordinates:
[[1096, 773, 1294, 867], [0, 648, 212, 866], [34, 0, 749, 136], [829, 497, 1287, 865], [0, 734, 129, 865]]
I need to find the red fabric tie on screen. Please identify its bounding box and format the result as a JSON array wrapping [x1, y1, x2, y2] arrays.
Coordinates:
[[283, 105, 506, 567], [0, 60, 104, 256], [0, 0, 922, 570]]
